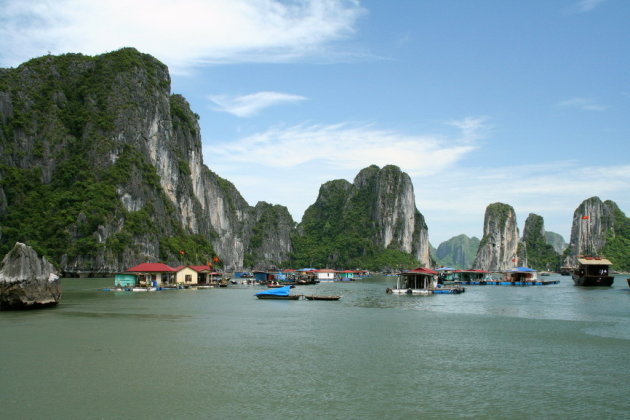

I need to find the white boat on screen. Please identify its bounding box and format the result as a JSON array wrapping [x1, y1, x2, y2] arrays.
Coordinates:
[[131, 287, 157, 292]]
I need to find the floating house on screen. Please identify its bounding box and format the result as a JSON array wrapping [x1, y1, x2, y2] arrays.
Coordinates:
[[386, 267, 466, 295], [295, 269, 319, 284], [126, 263, 176, 286], [501, 267, 538, 284], [188, 265, 213, 285], [315, 269, 337, 282], [455, 269, 490, 284], [173, 266, 200, 285], [436, 267, 457, 283], [337, 270, 357, 281], [253, 271, 287, 284], [114, 273, 137, 288]]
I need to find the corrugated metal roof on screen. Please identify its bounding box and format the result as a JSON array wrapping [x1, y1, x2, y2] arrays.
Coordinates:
[[577, 258, 612, 265], [405, 267, 438, 275], [127, 263, 175, 272]]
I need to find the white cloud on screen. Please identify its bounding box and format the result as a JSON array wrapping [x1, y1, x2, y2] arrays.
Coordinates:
[[208, 91, 307, 117], [207, 118, 483, 176], [203, 118, 484, 224], [0, 0, 365, 71], [574, 0, 606, 13], [556, 97, 606, 111]]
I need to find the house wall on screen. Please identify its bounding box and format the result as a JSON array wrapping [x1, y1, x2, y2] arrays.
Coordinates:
[[317, 271, 336, 281], [114, 274, 137, 287], [175, 267, 199, 284]]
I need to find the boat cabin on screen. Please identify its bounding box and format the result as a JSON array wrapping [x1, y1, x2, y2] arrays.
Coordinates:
[[572, 257, 614, 286]]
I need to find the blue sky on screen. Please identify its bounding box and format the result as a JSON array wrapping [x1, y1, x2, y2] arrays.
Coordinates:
[[1, 0, 629, 246]]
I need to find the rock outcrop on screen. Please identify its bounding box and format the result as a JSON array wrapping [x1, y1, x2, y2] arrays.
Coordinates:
[[473, 203, 520, 271], [0, 242, 61, 310], [566, 197, 614, 261], [435, 234, 480, 269], [0, 49, 294, 273], [520, 213, 559, 271], [544, 231, 567, 254], [293, 165, 431, 269], [564, 197, 630, 270]]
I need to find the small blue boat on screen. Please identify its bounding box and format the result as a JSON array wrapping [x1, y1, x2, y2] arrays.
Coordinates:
[[255, 286, 301, 300]]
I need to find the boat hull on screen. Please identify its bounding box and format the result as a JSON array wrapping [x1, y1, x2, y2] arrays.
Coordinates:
[[304, 295, 340, 301], [386, 287, 464, 295], [256, 294, 301, 300], [572, 275, 614, 287]]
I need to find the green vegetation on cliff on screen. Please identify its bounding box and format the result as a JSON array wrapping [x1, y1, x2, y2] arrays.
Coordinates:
[[520, 214, 560, 271], [434, 234, 479, 268], [290, 169, 422, 271], [601, 201, 630, 271], [0, 49, 215, 267]]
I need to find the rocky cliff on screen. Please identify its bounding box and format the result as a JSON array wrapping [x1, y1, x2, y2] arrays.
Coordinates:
[[0, 242, 61, 310], [435, 234, 480, 269], [520, 213, 559, 271], [473, 203, 520, 271], [544, 231, 567, 254], [565, 197, 630, 270], [292, 165, 431, 270], [0, 49, 294, 274]]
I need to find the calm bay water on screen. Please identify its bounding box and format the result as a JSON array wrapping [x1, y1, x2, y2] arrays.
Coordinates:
[[1, 274, 629, 419]]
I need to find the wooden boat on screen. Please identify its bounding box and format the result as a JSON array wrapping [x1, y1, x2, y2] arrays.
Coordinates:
[[256, 294, 301, 300], [626, 278, 630, 288], [572, 257, 614, 286], [304, 295, 341, 301]]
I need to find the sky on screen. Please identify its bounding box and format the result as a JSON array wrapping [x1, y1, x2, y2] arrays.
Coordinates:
[[1, 0, 629, 246]]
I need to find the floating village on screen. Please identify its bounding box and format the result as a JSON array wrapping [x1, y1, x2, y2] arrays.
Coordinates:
[[91, 255, 620, 302], [0, 240, 624, 310]]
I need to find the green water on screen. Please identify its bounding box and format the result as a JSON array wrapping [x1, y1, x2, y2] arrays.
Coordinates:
[[1, 275, 629, 419]]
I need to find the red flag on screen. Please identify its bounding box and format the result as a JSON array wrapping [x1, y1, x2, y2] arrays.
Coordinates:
[[581, 216, 589, 220], [213, 256, 220, 263]]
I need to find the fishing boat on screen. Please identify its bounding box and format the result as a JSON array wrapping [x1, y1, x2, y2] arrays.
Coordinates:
[[572, 257, 614, 286], [385, 267, 465, 295], [304, 295, 341, 301], [255, 285, 301, 300]]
